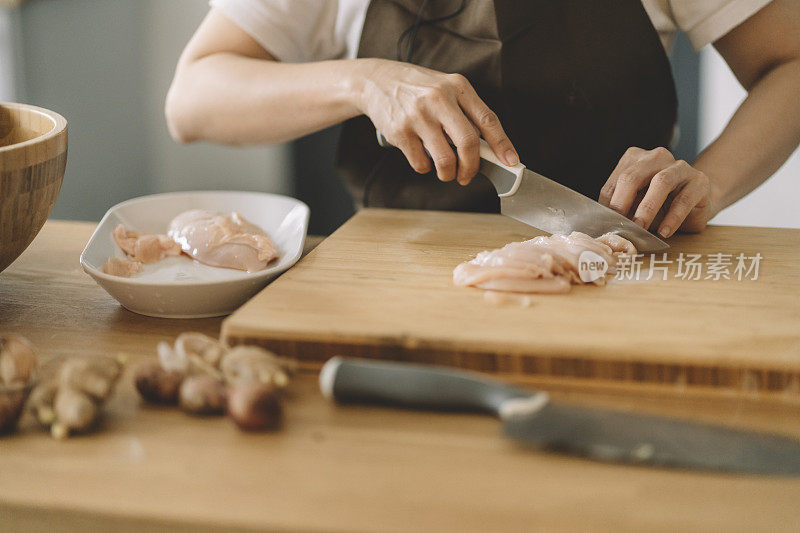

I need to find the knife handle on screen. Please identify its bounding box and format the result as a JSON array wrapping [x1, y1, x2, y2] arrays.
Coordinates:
[[476, 140, 525, 196], [319, 357, 533, 416], [375, 130, 525, 197]]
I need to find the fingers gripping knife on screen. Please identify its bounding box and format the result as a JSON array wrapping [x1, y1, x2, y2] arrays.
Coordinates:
[[377, 131, 669, 252], [321, 357, 800, 476]]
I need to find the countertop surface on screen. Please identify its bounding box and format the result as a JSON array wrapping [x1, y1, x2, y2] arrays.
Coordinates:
[[1, 220, 800, 532]]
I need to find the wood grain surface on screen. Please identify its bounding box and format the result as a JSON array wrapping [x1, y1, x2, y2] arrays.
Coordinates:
[[222, 209, 800, 398], [1, 220, 800, 532], [0, 102, 68, 273]]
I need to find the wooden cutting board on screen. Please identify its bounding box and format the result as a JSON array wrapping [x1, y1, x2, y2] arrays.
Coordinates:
[[222, 208, 800, 398]]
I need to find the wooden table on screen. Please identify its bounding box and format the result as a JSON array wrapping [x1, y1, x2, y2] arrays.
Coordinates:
[[1, 221, 799, 532]]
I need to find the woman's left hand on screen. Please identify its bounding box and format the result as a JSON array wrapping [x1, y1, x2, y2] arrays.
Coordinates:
[[598, 146, 718, 238]]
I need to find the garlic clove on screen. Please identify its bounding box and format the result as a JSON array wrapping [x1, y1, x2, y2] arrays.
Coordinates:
[[227, 383, 282, 431], [158, 341, 187, 372], [175, 332, 226, 369], [134, 359, 184, 405], [179, 375, 227, 415], [221, 346, 293, 389]]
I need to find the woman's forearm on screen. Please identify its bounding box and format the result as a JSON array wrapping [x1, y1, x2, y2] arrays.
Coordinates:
[[693, 58, 800, 215], [166, 54, 367, 145], [165, 49, 519, 182]]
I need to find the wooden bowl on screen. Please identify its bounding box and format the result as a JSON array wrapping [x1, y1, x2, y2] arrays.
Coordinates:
[[0, 102, 67, 273]]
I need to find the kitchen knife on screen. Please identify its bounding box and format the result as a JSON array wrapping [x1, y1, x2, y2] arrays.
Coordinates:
[[377, 132, 669, 252], [320, 357, 800, 476]]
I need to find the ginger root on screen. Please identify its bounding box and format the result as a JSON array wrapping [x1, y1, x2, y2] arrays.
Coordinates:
[[0, 335, 38, 386], [27, 379, 57, 427], [52, 387, 98, 439], [0, 387, 31, 435], [0, 335, 38, 434], [28, 356, 124, 439], [60, 356, 121, 400]]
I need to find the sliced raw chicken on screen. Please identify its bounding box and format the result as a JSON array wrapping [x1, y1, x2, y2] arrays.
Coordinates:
[[112, 225, 181, 264], [597, 232, 637, 255], [167, 209, 278, 272], [483, 291, 534, 307], [453, 232, 636, 294], [102, 257, 143, 277]]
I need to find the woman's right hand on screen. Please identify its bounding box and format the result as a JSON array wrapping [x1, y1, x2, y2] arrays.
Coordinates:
[[352, 58, 519, 185]]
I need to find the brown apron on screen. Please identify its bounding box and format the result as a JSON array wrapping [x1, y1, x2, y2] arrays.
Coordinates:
[[337, 0, 678, 212]]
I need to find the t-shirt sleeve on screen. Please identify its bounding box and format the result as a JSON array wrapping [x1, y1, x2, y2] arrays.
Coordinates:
[[209, 0, 347, 62], [669, 0, 773, 50]]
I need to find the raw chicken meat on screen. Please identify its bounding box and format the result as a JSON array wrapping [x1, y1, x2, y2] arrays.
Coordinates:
[[167, 209, 278, 272], [102, 257, 143, 277], [112, 225, 181, 264], [483, 291, 534, 307], [596, 232, 637, 255], [103, 210, 278, 277], [453, 232, 636, 294]]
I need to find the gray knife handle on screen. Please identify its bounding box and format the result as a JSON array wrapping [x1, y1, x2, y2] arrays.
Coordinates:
[[319, 357, 534, 416], [375, 130, 525, 196]]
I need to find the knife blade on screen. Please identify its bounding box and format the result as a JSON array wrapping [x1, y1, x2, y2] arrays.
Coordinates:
[[476, 139, 669, 252], [320, 357, 800, 476], [377, 132, 668, 252]]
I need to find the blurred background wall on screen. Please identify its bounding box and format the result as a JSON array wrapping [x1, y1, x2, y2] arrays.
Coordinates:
[[700, 46, 800, 229], [1, 0, 290, 223], [1, 1, 797, 233]]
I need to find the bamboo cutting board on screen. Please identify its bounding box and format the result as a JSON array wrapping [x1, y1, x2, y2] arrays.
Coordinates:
[[222, 209, 800, 397]]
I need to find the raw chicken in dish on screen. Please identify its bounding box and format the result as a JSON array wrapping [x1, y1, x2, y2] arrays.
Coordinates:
[[453, 232, 637, 294], [168, 209, 279, 273], [112, 224, 182, 264], [102, 256, 143, 277], [103, 225, 183, 277], [102, 210, 279, 277]]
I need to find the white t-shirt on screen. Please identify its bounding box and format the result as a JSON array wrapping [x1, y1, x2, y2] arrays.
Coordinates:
[[210, 0, 772, 63]]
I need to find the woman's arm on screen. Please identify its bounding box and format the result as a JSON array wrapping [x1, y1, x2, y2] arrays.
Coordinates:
[[166, 10, 518, 185], [599, 0, 800, 237], [695, 0, 800, 210], [165, 11, 361, 146]]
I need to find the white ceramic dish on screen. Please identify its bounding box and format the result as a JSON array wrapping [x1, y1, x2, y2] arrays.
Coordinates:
[[81, 191, 309, 318]]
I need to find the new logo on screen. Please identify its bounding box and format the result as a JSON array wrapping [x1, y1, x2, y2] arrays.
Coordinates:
[[578, 251, 608, 283]]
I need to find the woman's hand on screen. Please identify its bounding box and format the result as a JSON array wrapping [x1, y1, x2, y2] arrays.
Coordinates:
[[599, 147, 720, 238], [353, 58, 519, 185]]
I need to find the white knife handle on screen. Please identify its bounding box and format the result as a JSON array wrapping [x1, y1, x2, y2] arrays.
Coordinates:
[[376, 130, 526, 198], [478, 139, 525, 197], [376, 129, 391, 148]]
